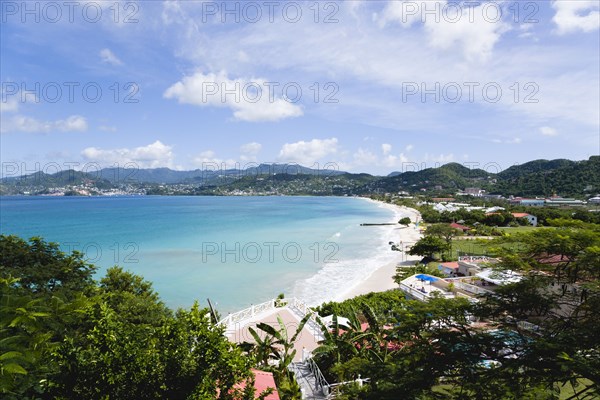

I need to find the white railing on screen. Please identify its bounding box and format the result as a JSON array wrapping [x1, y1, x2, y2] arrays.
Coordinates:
[[454, 281, 494, 296], [400, 283, 454, 301], [219, 297, 325, 342], [291, 297, 308, 315], [219, 298, 276, 328], [400, 283, 429, 301]]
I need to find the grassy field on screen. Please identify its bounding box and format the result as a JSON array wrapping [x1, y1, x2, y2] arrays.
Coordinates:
[[496, 226, 541, 234], [452, 239, 493, 257]]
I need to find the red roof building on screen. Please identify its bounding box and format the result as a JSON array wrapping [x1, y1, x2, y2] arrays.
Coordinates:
[[450, 222, 470, 232], [512, 212, 530, 218], [439, 261, 459, 276]]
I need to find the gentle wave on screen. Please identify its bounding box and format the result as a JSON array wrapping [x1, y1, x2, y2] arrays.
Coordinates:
[[293, 203, 404, 306]]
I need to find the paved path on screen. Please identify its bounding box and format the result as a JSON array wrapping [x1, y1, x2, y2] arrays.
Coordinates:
[[227, 308, 321, 362], [289, 361, 328, 400]]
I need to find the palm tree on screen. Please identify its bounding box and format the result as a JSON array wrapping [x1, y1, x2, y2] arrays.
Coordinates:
[[240, 325, 281, 367], [241, 313, 311, 372], [360, 304, 396, 363], [312, 309, 376, 382]]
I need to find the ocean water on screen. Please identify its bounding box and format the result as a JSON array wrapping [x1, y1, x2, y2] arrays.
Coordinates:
[[0, 196, 399, 313]]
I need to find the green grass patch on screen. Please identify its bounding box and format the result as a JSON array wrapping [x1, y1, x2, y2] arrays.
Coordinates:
[[496, 226, 540, 234], [452, 239, 492, 257], [450, 237, 524, 259]]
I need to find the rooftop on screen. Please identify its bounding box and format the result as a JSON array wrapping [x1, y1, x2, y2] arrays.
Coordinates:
[[512, 212, 531, 218], [251, 370, 280, 400], [450, 222, 470, 231], [476, 269, 522, 285], [399, 274, 456, 301], [440, 262, 459, 269]]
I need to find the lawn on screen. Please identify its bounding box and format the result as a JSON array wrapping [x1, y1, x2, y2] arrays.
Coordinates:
[[496, 226, 541, 234], [450, 237, 526, 259], [451, 239, 493, 257]]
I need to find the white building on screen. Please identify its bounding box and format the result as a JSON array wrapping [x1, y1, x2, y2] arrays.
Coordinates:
[[512, 212, 538, 227]]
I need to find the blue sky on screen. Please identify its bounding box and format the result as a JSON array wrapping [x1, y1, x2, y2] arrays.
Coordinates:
[[1, 0, 599, 175]]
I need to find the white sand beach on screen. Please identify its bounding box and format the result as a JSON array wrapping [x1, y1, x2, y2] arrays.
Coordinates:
[[335, 201, 423, 302]]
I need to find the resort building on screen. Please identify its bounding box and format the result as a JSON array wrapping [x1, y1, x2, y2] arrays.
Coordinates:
[[456, 256, 496, 277], [509, 198, 545, 207], [399, 268, 522, 303], [398, 274, 459, 301], [544, 197, 586, 207], [457, 188, 485, 197], [510, 197, 586, 207]]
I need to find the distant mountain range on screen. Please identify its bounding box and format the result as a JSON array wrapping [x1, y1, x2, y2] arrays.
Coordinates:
[[96, 163, 346, 185], [1, 157, 598, 197]]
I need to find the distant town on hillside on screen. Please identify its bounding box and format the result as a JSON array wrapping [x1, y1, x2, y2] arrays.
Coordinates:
[[1, 156, 599, 201]]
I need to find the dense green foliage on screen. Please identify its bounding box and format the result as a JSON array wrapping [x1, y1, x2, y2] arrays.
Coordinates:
[[0, 235, 259, 400], [495, 156, 600, 197], [398, 217, 411, 226], [407, 236, 450, 259], [311, 220, 600, 399]]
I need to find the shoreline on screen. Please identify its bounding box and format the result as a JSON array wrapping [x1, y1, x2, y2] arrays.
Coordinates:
[[332, 199, 423, 303]]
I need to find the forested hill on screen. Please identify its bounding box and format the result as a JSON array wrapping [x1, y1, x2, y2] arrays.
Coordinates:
[[492, 156, 600, 196], [1, 156, 598, 197]]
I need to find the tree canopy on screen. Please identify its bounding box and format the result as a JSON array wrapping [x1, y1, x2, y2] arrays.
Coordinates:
[[310, 219, 600, 399], [0, 235, 258, 400]]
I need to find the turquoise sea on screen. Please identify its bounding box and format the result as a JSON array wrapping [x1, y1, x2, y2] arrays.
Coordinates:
[[0, 196, 399, 313]]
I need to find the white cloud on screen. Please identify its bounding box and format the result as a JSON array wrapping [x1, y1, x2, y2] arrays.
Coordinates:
[[552, 1, 600, 35], [353, 148, 378, 166], [540, 126, 558, 136], [81, 140, 174, 168], [99, 48, 123, 66], [2, 115, 87, 133], [491, 137, 522, 144], [191, 150, 237, 167], [278, 138, 338, 165], [164, 71, 303, 122], [241, 142, 262, 155], [424, 2, 509, 62], [353, 147, 408, 169], [99, 125, 118, 132], [424, 153, 455, 163], [405, 144, 414, 152], [0, 97, 19, 113], [56, 115, 88, 132], [240, 142, 262, 162], [1, 89, 39, 114], [161, 1, 597, 133], [377, 0, 443, 28], [383, 153, 409, 167], [377, 0, 509, 62]]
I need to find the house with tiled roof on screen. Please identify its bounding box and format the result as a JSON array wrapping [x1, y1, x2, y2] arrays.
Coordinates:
[[511, 212, 537, 226], [438, 261, 459, 276], [449, 222, 470, 232]]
